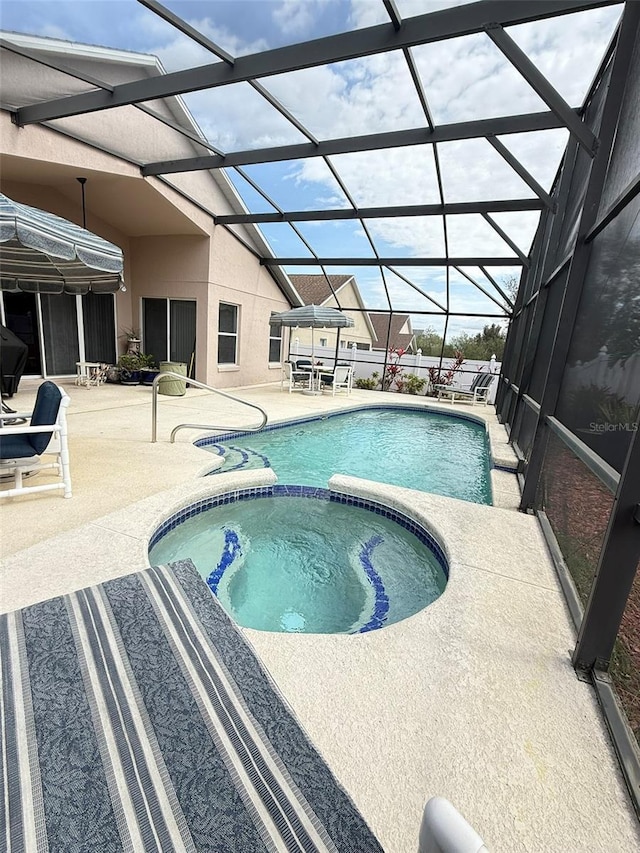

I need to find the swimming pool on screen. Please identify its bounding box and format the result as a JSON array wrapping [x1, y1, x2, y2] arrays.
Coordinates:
[[148, 486, 448, 634], [198, 406, 492, 504]]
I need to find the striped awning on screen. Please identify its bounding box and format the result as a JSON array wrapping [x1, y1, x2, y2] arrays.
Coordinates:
[[270, 305, 355, 329], [0, 559, 382, 852], [0, 192, 125, 295]]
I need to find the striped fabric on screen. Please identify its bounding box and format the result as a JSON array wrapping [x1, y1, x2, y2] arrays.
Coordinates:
[[0, 192, 124, 294], [1, 561, 382, 853]]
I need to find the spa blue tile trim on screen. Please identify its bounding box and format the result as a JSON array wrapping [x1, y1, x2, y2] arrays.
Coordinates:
[[207, 529, 242, 594], [357, 535, 390, 634], [148, 486, 448, 579]]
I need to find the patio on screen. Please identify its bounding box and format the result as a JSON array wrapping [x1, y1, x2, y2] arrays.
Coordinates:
[[1, 378, 638, 851]]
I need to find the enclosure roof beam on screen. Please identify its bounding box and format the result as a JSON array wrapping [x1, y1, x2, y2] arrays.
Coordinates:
[[383, 0, 403, 31], [15, 0, 619, 125], [487, 136, 556, 210], [142, 111, 566, 175], [136, 0, 235, 64], [215, 199, 543, 224], [486, 24, 598, 154], [261, 257, 524, 266], [453, 266, 513, 314], [481, 212, 531, 266]]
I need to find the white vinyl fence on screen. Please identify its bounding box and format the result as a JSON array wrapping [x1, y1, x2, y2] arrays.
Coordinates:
[[289, 338, 502, 403], [563, 346, 640, 404]]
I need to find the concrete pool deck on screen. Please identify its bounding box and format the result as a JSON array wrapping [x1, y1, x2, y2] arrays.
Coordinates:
[[1, 378, 638, 851]]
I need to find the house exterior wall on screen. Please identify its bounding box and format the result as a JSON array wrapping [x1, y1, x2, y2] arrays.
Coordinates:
[[293, 280, 374, 351], [208, 227, 291, 387], [0, 58, 293, 388]]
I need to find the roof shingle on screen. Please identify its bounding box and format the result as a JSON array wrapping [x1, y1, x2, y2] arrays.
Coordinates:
[[289, 274, 352, 306]]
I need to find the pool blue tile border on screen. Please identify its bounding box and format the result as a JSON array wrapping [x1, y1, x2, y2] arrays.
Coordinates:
[[196, 404, 497, 499], [148, 484, 449, 579], [194, 404, 487, 449]]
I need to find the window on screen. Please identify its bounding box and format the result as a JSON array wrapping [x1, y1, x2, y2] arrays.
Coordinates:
[[319, 337, 327, 347], [339, 341, 347, 349], [269, 314, 282, 362], [218, 303, 238, 364]]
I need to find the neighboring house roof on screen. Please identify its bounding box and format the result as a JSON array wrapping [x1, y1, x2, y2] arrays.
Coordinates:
[[368, 313, 416, 353], [289, 274, 377, 341], [289, 274, 353, 305]]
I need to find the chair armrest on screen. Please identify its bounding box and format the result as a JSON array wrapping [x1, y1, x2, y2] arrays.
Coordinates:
[[0, 412, 33, 423], [0, 423, 61, 437]]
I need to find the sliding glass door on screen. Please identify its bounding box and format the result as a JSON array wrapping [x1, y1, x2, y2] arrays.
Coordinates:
[[143, 298, 196, 373]]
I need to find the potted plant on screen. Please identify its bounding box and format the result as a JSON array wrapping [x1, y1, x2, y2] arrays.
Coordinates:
[[117, 352, 144, 385], [119, 326, 141, 355], [139, 354, 160, 386]]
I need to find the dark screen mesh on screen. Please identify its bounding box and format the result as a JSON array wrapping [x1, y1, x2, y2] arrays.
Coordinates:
[[517, 403, 539, 464], [609, 564, 640, 748], [170, 300, 196, 367], [553, 62, 611, 267], [83, 293, 115, 363], [536, 429, 615, 605], [599, 33, 640, 215], [555, 194, 640, 472], [143, 298, 168, 365], [528, 269, 569, 403], [40, 294, 79, 375]]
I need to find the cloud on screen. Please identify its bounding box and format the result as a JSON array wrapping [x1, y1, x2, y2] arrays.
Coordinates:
[[272, 0, 336, 37]]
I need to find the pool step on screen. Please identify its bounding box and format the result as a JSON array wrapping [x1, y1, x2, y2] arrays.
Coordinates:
[[209, 444, 270, 474]]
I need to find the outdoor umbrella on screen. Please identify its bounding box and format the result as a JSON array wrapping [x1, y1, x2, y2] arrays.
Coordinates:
[[270, 304, 355, 365], [0, 192, 125, 295]]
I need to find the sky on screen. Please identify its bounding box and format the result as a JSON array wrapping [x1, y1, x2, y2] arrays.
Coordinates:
[[0, 0, 623, 337]]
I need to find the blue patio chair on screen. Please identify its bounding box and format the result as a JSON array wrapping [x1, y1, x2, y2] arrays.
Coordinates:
[[0, 381, 72, 498], [292, 358, 313, 373]]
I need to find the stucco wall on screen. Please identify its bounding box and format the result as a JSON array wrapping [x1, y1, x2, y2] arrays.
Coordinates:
[[207, 226, 291, 388], [0, 26, 298, 389]]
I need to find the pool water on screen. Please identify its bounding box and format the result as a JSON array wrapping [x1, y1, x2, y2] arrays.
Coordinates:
[[202, 408, 492, 505], [149, 494, 447, 634]]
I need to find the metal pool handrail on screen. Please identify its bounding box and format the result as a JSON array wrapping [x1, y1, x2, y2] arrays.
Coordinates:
[[151, 372, 268, 443]]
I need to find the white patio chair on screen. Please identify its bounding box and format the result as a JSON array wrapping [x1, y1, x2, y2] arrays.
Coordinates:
[[281, 361, 312, 392], [0, 381, 72, 499], [319, 364, 353, 395], [418, 796, 488, 853], [435, 373, 495, 406]]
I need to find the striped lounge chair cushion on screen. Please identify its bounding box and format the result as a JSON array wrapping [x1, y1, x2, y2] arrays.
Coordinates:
[[1, 560, 383, 852]]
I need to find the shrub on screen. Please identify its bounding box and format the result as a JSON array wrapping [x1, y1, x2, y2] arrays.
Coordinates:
[[355, 372, 380, 390], [403, 373, 427, 395]]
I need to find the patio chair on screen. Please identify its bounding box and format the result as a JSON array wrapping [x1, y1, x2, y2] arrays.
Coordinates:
[[0, 381, 72, 499], [435, 372, 495, 406], [418, 796, 488, 853], [318, 364, 353, 396], [281, 361, 312, 393], [292, 358, 313, 374]]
